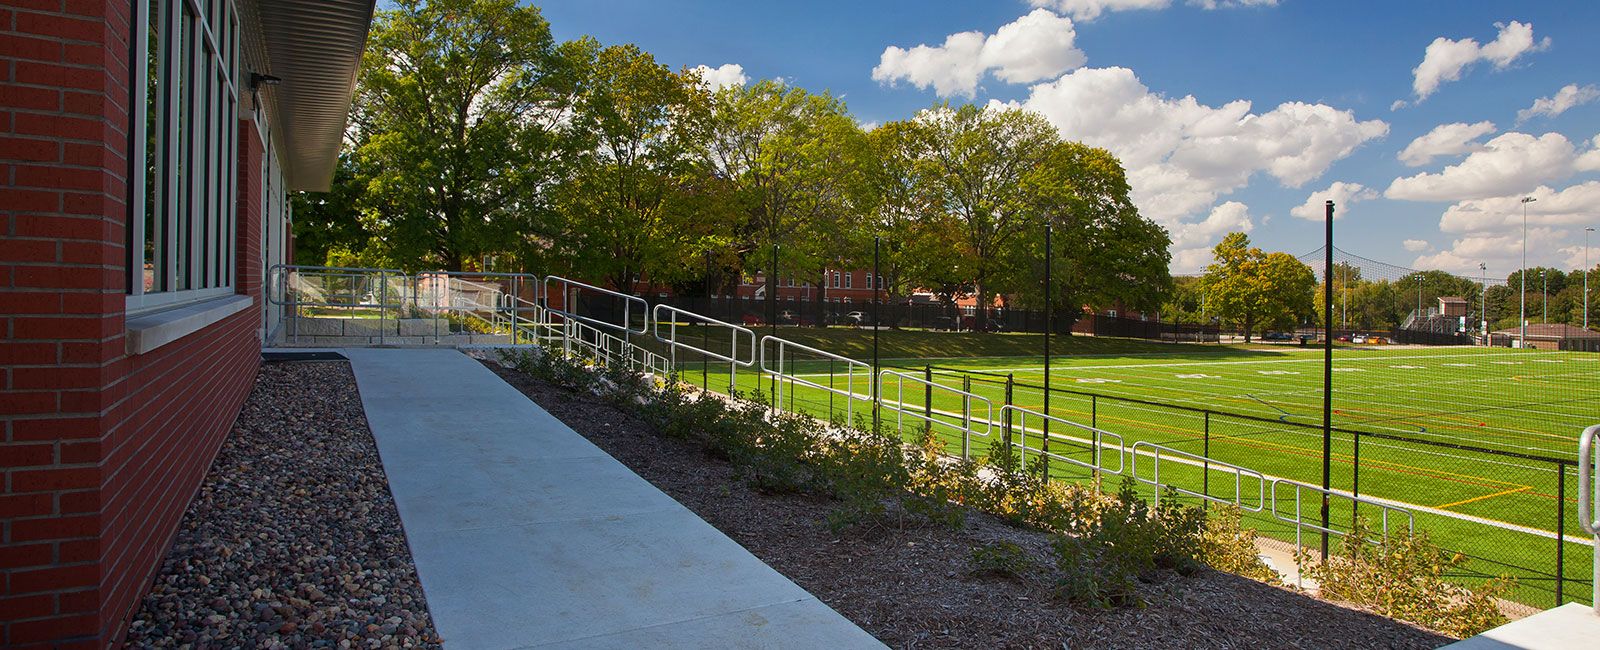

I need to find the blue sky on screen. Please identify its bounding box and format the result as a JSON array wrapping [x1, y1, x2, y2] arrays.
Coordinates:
[[536, 0, 1600, 277]]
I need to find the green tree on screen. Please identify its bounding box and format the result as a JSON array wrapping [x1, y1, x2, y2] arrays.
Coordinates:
[[703, 80, 862, 320], [348, 0, 586, 271], [1203, 233, 1315, 342], [904, 103, 1058, 330], [290, 154, 371, 266], [551, 42, 716, 295], [860, 121, 964, 327], [1007, 141, 1171, 330]]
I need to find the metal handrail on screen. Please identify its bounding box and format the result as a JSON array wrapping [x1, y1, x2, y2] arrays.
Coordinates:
[[760, 336, 871, 424], [1580, 424, 1600, 614], [543, 275, 648, 335], [1269, 478, 1414, 541], [998, 404, 1125, 476], [879, 369, 992, 459], [1131, 440, 1266, 512], [651, 304, 756, 366]]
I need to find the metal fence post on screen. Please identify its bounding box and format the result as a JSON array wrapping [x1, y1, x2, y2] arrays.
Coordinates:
[[1203, 411, 1211, 499], [962, 375, 972, 460], [1004, 373, 1015, 472], [923, 365, 933, 423], [1091, 394, 1097, 429], [1556, 462, 1566, 607]]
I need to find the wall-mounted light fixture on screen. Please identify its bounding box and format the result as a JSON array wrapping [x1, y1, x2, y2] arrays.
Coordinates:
[[249, 73, 282, 91]]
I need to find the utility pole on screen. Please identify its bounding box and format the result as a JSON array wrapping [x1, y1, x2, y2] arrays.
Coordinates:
[[1321, 200, 1335, 560], [1520, 196, 1535, 347], [1586, 227, 1594, 330], [1479, 262, 1488, 346]]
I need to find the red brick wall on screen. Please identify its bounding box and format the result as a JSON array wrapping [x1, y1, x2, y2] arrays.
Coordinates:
[[1, 2, 266, 645]]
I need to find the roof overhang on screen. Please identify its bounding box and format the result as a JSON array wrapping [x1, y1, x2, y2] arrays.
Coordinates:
[[238, 0, 376, 192]]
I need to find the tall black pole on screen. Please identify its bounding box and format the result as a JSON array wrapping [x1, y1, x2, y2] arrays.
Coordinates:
[[1043, 223, 1052, 476], [873, 237, 881, 430], [769, 242, 778, 402], [1321, 200, 1335, 559]]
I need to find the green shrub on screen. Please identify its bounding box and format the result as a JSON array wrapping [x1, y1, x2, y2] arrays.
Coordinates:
[[969, 542, 1034, 581], [1300, 516, 1511, 637], [1050, 480, 1208, 608], [1198, 504, 1279, 584]]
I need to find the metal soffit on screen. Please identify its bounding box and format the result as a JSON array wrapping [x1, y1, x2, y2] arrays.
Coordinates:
[[241, 0, 375, 192]]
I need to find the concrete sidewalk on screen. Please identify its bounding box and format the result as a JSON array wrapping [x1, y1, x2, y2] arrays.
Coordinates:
[[340, 348, 883, 649]]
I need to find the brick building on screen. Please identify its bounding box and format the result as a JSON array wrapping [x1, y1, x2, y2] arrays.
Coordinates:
[[1, 0, 373, 645]]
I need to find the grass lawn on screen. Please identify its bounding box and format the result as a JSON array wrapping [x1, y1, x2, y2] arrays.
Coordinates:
[[649, 325, 1598, 608]]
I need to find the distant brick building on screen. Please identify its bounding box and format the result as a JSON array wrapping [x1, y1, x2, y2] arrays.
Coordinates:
[[0, 1, 373, 644]]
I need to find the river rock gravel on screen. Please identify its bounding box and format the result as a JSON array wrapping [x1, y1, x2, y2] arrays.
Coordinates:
[[124, 360, 441, 648]]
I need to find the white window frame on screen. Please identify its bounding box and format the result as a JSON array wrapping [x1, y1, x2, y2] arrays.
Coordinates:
[[843, 272, 852, 289], [127, 0, 241, 315]]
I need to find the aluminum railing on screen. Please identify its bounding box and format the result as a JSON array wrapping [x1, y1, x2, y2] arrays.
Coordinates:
[[999, 404, 1125, 477], [760, 336, 871, 425], [1132, 440, 1267, 512], [878, 369, 993, 459], [1579, 424, 1600, 614]]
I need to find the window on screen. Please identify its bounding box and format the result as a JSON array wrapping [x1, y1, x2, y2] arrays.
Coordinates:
[[843, 272, 852, 289], [128, 0, 240, 313], [831, 272, 840, 289]]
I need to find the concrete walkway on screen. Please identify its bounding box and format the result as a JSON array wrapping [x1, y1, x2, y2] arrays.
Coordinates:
[[339, 348, 883, 649]]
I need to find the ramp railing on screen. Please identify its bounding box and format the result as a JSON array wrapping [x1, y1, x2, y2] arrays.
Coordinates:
[[879, 369, 992, 459], [1580, 424, 1600, 614], [1132, 440, 1267, 512], [760, 336, 871, 424], [999, 404, 1125, 478]]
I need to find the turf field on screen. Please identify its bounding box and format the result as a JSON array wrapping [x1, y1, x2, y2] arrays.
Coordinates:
[[654, 327, 1599, 608]]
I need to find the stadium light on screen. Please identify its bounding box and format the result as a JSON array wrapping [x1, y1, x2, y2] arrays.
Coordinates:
[[1479, 262, 1487, 346], [1587, 227, 1595, 330], [1520, 196, 1535, 348]]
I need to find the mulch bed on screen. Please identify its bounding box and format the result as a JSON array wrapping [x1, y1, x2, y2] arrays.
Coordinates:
[[487, 360, 1456, 649], [125, 361, 442, 649]]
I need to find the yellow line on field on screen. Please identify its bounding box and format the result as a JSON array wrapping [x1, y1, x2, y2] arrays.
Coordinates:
[[1434, 485, 1532, 510]]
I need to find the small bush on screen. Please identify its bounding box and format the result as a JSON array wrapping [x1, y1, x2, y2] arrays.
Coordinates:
[[969, 542, 1034, 581], [1198, 504, 1279, 584], [1299, 516, 1511, 638], [1050, 479, 1209, 608]]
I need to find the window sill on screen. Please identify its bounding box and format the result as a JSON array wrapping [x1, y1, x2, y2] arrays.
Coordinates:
[[126, 294, 254, 355]]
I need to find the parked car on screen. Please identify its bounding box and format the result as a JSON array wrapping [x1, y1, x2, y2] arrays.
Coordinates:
[[741, 313, 764, 327], [1350, 334, 1367, 344], [1263, 331, 1293, 341]]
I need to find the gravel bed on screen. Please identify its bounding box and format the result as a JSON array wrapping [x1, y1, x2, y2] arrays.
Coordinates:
[[488, 361, 1456, 650], [125, 360, 441, 648]]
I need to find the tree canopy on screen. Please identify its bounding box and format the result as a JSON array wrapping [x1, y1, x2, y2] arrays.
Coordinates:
[[1202, 232, 1316, 342]]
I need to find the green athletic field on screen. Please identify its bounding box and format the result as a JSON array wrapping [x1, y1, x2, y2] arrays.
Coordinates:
[[653, 329, 1599, 608]]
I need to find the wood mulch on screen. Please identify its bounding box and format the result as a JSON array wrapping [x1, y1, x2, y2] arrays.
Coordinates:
[[486, 360, 1455, 649]]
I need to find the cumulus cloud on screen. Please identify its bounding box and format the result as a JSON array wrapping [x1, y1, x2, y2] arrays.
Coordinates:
[[691, 63, 748, 91], [1397, 121, 1496, 166], [1407, 21, 1550, 104], [1385, 131, 1591, 202], [1167, 201, 1255, 272], [1516, 83, 1600, 124], [1411, 181, 1600, 274], [1028, 0, 1276, 21], [872, 9, 1085, 98], [994, 66, 1388, 223], [1402, 239, 1431, 252], [1290, 181, 1377, 221]]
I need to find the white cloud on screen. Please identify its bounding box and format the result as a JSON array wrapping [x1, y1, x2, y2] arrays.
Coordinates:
[[1408, 21, 1550, 103], [1397, 121, 1496, 166], [1414, 181, 1600, 275], [1290, 181, 1377, 220], [872, 9, 1085, 98], [995, 66, 1388, 224], [1028, 0, 1276, 21], [1168, 201, 1254, 273], [1402, 239, 1430, 252], [1385, 131, 1588, 202], [692, 63, 748, 91], [1516, 83, 1600, 124]]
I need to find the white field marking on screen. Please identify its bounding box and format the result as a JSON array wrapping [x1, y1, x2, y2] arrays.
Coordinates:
[[1390, 365, 1424, 369], [1333, 368, 1365, 372], [1004, 381, 1576, 456], [1492, 361, 1522, 365], [1530, 359, 1564, 363], [1259, 370, 1300, 375], [905, 402, 1594, 546], [1176, 373, 1218, 379], [1074, 378, 1122, 383], [945, 349, 1577, 374], [1443, 363, 1475, 367], [998, 369, 1594, 448]]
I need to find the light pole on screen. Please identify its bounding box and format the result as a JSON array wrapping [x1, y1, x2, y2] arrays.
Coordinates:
[[1586, 227, 1595, 330], [1520, 196, 1535, 347], [1541, 268, 1547, 323], [1479, 262, 1488, 346]]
